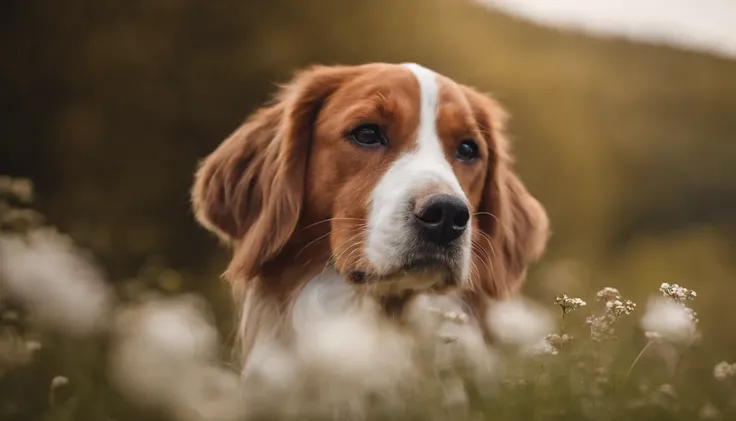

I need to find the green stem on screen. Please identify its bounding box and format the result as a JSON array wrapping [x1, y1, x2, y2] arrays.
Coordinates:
[[626, 340, 653, 379]]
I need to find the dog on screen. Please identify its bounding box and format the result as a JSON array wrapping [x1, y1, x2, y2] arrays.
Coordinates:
[[190, 63, 549, 408]]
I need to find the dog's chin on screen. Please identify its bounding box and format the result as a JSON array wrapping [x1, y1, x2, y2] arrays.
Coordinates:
[[347, 260, 461, 296]]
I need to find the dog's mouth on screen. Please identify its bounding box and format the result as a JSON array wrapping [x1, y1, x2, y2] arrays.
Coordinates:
[[348, 257, 459, 295]]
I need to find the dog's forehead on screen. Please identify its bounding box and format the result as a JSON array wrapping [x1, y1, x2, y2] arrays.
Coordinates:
[[330, 63, 462, 106]]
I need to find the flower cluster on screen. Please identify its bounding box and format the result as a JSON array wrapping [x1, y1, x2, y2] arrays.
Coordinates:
[[605, 298, 636, 317], [586, 287, 636, 342], [713, 361, 736, 381], [532, 333, 574, 356], [659, 283, 697, 302], [596, 287, 621, 302], [555, 294, 587, 315], [641, 283, 699, 345]]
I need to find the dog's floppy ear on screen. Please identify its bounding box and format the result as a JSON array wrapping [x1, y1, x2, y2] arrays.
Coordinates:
[[191, 65, 357, 280], [462, 86, 550, 298]]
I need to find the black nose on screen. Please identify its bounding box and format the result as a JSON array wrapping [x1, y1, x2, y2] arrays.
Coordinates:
[[414, 194, 470, 246]]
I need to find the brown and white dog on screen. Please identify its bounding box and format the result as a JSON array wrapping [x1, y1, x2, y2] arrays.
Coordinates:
[[191, 63, 549, 386]]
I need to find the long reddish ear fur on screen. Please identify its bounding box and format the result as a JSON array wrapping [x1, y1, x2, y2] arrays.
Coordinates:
[[463, 86, 550, 298], [191, 66, 356, 280]]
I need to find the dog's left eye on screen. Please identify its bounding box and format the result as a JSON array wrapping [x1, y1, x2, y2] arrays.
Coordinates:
[[349, 124, 387, 148], [456, 140, 480, 161]]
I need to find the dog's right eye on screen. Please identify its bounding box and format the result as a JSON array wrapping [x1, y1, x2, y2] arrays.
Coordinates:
[[349, 124, 387, 148]]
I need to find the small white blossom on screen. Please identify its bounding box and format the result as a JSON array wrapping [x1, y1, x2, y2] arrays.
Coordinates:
[[596, 287, 621, 302], [545, 333, 573, 348], [641, 297, 699, 345], [531, 333, 573, 356], [0, 228, 115, 336], [25, 340, 42, 353], [606, 299, 637, 316], [530, 338, 558, 356], [587, 290, 636, 341], [659, 283, 697, 302], [587, 315, 613, 342], [554, 294, 587, 315], [50, 375, 69, 389], [487, 298, 555, 349], [713, 361, 736, 381]]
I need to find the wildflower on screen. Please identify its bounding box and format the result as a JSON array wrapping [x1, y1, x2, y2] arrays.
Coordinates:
[[713, 361, 736, 381], [641, 297, 699, 345], [659, 282, 697, 302], [606, 299, 637, 316], [108, 295, 243, 417], [587, 315, 613, 342], [25, 340, 42, 353], [531, 333, 572, 356], [596, 287, 621, 302], [554, 294, 587, 315], [587, 288, 637, 341], [0, 228, 115, 336], [50, 375, 69, 389], [530, 338, 558, 356], [544, 333, 573, 348], [486, 298, 555, 349]]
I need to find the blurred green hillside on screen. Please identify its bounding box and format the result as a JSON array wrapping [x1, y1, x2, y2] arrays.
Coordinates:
[[1, 0, 736, 418]]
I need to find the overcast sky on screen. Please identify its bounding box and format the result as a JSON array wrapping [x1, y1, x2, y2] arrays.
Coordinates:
[[479, 0, 736, 59]]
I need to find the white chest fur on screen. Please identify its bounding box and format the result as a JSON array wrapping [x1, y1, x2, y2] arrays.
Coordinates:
[[237, 271, 497, 417]]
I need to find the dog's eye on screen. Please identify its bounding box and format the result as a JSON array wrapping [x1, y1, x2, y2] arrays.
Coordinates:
[[456, 140, 479, 161], [349, 124, 386, 148]]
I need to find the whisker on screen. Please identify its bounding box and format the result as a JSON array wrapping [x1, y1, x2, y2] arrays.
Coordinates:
[[300, 217, 367, 231], [295, 224, 367, 258]]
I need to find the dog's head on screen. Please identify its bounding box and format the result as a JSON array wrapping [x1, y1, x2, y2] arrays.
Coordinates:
[[192, 63, 548, 297]]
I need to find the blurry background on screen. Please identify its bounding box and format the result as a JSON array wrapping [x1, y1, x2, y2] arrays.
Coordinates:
[[1, 0, 735, 419]]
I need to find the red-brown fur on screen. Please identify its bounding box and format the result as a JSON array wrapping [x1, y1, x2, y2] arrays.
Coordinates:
[[191, 63, 549, 353]]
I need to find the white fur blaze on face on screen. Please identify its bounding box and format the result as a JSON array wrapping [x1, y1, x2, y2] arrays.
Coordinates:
[[365, 63, 472, 282]]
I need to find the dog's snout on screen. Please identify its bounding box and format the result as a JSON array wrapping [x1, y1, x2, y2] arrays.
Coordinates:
[[414, 194, 470, 246]]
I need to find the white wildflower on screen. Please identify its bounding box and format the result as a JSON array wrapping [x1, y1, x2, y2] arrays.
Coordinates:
[[587, 314, 613, 342], [530, 338, 558, 356], [606, 299, 637, 316], [596, 287, 621, 302], [587, 289, 636, 341], [487, 298, 554, 349], [25, 340, 42, 353], [50, 375, 69, 389], [713, 361, 736, 381], [641, 297, 699, 345], [659, 282, 697, 302], [108, 294, 246, 419], [554, 294, 587, 314], [295, 310, 415, 396], [530, 333, 572, 356], [545, 333, 573, 348], [0, 228, 115, 336]]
